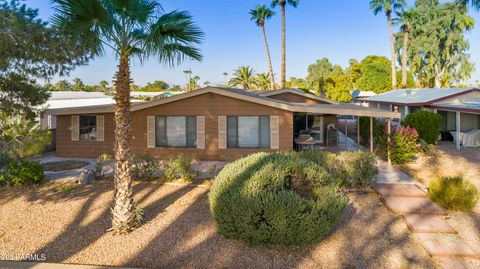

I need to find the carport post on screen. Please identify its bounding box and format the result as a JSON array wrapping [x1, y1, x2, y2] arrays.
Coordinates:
[[357, 116, 361, 145], [387, 118, 392, 165], [456, 111, 461, 150], [370, 117, 374, 153], [345, 117, 348, 143]]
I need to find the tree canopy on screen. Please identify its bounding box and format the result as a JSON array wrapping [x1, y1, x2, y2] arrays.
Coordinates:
[[406, 0, 475, 87]]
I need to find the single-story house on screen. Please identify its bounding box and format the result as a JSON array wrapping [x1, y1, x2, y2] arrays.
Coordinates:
[[46, 87, 399, 160], [364, 88, 480, 149]]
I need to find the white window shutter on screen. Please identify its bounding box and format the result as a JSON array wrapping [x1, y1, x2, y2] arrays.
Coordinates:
[[270, 116, 279, 149], [218, 116, 227, 149], [96, 116, 105, 142], [71, 115, 79, 141], [147, 116, 155, 148], [196, 116, 205, 149]]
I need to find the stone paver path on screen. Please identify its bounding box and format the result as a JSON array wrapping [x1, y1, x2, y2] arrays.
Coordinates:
[[373, 181, 480, 269], [403, 214, 457, 234], [382, 196, 448, 215]]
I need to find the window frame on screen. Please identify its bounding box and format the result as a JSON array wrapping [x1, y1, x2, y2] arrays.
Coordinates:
[[227, 115, 270, 149], [79, 115, 97, 141], [154, 116, 197, 148]]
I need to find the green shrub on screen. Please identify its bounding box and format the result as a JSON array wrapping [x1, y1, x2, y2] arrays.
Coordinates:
[[286, 151, 378, 187], [388, 126, 420, 164], [429, 176, 479, 211], [209, 152, 347, 246], [164, 155, 197, 181], [131, 154, 160, 181], [0, 160, 45, 187], [401, 111, 441, 145]]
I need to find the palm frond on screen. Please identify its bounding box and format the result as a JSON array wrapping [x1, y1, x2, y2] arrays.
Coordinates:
[[110, 0, 158, 23], [144, 10, 203, 65]]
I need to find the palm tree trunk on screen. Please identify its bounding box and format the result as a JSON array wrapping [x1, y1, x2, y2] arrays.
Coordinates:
[[261, 25, 275, 90], [111, 55, 136, 234], [387, 12, 397, 89], [401, 31, 409, 88], [280, 4, 286, 89]]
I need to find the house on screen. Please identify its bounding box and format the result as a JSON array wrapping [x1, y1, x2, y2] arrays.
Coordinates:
[[364, 88, 480, 149], [45, 87, 399, 160]]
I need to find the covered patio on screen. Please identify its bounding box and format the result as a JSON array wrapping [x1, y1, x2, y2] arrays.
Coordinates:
[[289, 103, 400, 164]]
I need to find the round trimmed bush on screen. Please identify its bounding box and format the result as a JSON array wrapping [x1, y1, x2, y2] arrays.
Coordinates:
[[401, 111, 441, 145], [209, 152, 347, 245], [429, 176, 479, 211]]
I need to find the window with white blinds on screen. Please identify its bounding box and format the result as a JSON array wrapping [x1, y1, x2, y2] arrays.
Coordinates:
[[227, 116, 270, 148], [155, 116, 196, 147]]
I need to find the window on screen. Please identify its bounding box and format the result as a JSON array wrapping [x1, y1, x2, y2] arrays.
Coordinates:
[[79, 116, 97, 141], [155, 116, 196, 147], [227, 116, 270, 148]]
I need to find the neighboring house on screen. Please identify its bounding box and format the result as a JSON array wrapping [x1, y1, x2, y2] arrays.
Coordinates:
[[46, 87, 399, 160], [40, 91, 171, 129], [364, 88, 480, 149], [351, 90, 377, 106]]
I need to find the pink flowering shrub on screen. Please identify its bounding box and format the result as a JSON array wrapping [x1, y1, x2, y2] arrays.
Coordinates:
[[388, 127, 420, 164]]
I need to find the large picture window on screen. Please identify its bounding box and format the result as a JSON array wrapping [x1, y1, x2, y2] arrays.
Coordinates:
[[79, 116, 97, 141], [227, 116, 270, 148], [155, 116, 197, 148]]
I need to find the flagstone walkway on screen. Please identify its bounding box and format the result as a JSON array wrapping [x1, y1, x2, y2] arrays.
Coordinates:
[[373, 182, 480, 269]]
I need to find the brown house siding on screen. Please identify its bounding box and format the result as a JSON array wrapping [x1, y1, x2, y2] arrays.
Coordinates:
[[268, 92, 329, 104], [56, 113, 115, 158], [56, 92, 293, 160]]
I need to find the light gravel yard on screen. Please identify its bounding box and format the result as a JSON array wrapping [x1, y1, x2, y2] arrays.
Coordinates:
[[0, 181, 436, 269]]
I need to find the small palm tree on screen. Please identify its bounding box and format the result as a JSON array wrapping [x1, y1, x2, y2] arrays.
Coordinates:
[[250, 5, 276, 90], [203, 81, 211, 87], [53, 0, 203, 234], [370, 0, 406, 89], [189, 75, 200, 90], [229, 66, 256, 89], [394, 7, 415, 88], [222, 72, 228, 85], [254, 73, 272, 90], [271, 0, 299, 89]]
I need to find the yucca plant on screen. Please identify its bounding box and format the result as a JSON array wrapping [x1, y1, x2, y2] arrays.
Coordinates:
[[52, 0, 203, 234]]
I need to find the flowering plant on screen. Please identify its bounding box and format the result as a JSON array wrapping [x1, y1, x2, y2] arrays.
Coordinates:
[[388, 127, 420, 164]]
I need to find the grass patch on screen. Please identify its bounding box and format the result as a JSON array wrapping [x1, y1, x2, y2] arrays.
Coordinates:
[[429, 176, 479, 211], [42, 160, 89, 172], [50, 182, 81, 193]]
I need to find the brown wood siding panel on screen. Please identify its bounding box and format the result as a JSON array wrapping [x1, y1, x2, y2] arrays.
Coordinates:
[[56, 92, 293, 160], [56, 113, 115, 158], [133, 93, 293, 160], [268, 92, 329, 104]]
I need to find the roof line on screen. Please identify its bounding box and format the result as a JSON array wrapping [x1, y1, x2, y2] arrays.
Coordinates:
[[259, 88, 337, 104], [365, 88, 479, 105], [47, 87, 400, 118]]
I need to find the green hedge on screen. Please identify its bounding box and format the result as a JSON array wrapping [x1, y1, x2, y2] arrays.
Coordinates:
[[209, 152, 347, 245], [429, 176, 479, 211], [0, 160, 45, 187], [401, 111, 441, 145], [286, 151, 378, 187]]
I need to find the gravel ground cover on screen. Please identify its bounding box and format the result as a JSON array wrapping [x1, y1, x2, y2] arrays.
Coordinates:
[[0, 181, 436, 269]]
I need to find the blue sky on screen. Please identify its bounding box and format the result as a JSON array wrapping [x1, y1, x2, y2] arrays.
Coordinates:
[[25, 0, 480, 86]]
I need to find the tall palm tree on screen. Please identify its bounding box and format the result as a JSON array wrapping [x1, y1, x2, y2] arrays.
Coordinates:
[[250, 5, 276, 90], [229, 66, 256, 89], [222, 72, 228, 85], [370, 0, 406, 89], [394, 7, 415, 88], [271, 0, 299, 89], [53, 0, 203, 234], [254, 73, 272, 90]]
